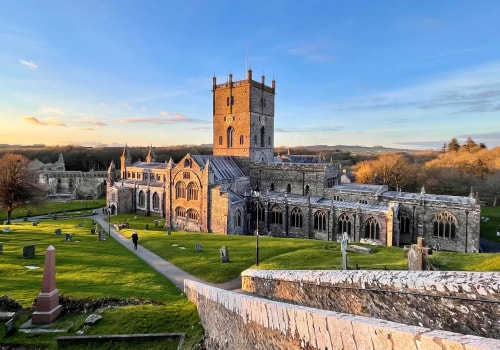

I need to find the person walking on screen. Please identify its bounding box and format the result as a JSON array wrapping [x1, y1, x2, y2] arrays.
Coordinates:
[[131, 232, 139, 250]]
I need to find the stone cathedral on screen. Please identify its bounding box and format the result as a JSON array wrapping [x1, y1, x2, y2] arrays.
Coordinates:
[[107, 69, 480, 253]]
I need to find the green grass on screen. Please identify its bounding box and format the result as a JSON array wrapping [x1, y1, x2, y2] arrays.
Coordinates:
[[479, 206, 500, 243], [110, 213, 500, 284], [1, 209, 499, 349], [0, 198, 107, 222], [0, 218, 202, 349]]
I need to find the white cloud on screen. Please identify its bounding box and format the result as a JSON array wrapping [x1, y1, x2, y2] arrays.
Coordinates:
[[19, 59, 38, 70]]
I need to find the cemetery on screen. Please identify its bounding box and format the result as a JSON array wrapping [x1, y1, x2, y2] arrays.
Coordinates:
[[0, 210, 499, 349]]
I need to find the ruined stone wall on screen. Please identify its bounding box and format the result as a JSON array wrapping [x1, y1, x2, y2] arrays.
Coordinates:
[[185, 279, 500, 350], [241, 269, 500, 340]]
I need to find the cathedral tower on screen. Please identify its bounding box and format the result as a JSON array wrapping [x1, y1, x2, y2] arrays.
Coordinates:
[[212, 69, 276, 163]]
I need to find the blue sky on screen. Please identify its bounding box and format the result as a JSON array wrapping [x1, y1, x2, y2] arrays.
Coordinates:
[[1, 0, 500, 150]]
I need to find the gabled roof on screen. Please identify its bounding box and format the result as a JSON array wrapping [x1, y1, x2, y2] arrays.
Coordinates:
[[191, 155, 246, 180]]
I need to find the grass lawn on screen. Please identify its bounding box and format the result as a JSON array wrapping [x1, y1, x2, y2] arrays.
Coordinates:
[[0, 218, 202, 350], [1, 208, 499, 349]]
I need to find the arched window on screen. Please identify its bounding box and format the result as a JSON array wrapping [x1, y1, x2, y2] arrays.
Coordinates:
[[175, 206, 186, 218], [187, 182, 199, 201], [254, 201, 264, 224], [254, 135, 257, 145], [187, 209, 199, 220], [234, 210, 241, 227], [270, 182, 275, 191], [184, 159, 191, 168], [359, 199, 368, 204], [138, 191, 145, 207], [290, 207, 303, 228], [152, 192, 160, 210], [239, 135, 244, 145], [433, 211, 457, 239], [227, 127, 234, 148], [305, 185, 310, 195], [398, 211, 411, 234], [314, 210, 327, 231], [218, 136, 223, 145], [286, 184, 291, 193], [260, 126, 265, 147], [268, 136, 271, 146], [333, 195, 343, 201], [364, 217, 380, 240], [337, 213, 352, 235], [271, 205, 282, 225], [175, 182, 186, 199]]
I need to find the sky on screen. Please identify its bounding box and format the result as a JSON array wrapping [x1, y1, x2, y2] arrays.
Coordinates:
[[1, 1, 500, 150]]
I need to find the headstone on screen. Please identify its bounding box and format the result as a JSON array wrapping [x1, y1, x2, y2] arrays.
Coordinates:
[[90, 228, 96, 234], [408, 237, 431, 271], [4, 318, 16, 336], [145, 223, 149, 230], [2, 227, 9, 233], [154, 220, 159, 228], [32, 222, 38, 226], [92, 220, 96, 225], [65, 234, 72, 242], [54, 228, 62, 236], [23, 245, 35, 259], [195, 242, 203, 252], [341, 232, 349, 270], [23, 216, 28, 222], [0, 243, 3, 255], [32, 245, 62, 324], [220, 245, 229, 263], [98, 229, 106, 241], [78, 222, 83, 227]]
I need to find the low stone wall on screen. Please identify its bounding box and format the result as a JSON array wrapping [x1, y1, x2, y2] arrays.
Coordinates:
[[184, 279, 500, 350], [241, 270, 500, 339]]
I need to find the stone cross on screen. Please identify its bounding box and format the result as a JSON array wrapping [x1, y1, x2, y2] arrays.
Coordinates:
[[408, 237, 431, 271], [341, 232, 349, 270]]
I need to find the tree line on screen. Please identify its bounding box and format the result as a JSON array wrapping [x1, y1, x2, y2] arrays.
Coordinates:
[[353, 138, 500, 205]]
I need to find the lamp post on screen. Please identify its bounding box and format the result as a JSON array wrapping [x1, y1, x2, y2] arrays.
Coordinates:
[[253, 184, 260, 266]]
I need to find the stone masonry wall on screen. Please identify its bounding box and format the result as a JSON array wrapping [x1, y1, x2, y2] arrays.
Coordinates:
[[241, 270, 500, 340], [184, 279, 500, 350]]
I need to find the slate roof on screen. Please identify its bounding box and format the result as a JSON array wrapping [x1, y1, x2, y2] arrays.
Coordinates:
[[261, 192, 389, 212], [191, 155, 246, 181], [131, 161, 167, 170], [383, 191, 476, 205], [333, 184, 387, 193]]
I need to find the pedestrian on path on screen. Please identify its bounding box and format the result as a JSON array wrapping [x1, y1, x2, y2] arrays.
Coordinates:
[[131, 232, 139, 250]]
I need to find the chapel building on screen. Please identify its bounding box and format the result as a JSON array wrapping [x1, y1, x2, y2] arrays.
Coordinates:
[[107, 69, 480, 253]]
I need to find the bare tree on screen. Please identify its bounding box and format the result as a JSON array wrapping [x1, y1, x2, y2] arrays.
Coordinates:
[[0, 154, 43, 224]]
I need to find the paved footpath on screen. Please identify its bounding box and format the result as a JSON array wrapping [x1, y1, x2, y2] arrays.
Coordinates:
[[93, 213, 242, 292]]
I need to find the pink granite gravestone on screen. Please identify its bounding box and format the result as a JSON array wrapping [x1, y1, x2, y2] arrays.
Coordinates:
[[31, 245, 62, 324]]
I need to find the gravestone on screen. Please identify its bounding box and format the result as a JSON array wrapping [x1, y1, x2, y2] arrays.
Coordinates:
[[65, 234, 72, 242], [32, 222, 38, 226], [92, 220, 97, 225], [0, 243, 3, 255], [341, 232, 349, 270], [78, 222, 83, 227], [2, 227, 9, 233], [145, 223, 149, 230], [90, 228, 96, 234], [54, 228, 62, 236], [195, 242, 203, 253], [408, 237, 432, 271], [98, 229, 106, 241], [154, 220, 159, 228], [219, 245, 229, 263], [32, 245, 62, 324], [4, 318, 16, 336], [23, 245, 35, 259]]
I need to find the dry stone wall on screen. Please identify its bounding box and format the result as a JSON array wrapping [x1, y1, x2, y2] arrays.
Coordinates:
[[241, 270, 500, 340], [184, 279, 500, 350]]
